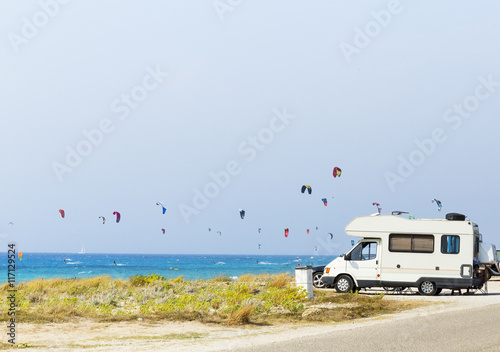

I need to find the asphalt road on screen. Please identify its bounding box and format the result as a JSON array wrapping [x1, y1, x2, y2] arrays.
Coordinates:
[[230, 304, 500, 352]]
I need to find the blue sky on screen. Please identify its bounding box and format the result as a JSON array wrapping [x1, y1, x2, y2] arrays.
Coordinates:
[[1, 0, 499, 255]]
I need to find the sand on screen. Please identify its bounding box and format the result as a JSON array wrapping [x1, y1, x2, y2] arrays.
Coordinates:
[[7, 279, 500, 351]]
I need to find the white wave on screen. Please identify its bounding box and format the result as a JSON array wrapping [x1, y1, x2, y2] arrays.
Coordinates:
[[215, 261, 226, 265], [67, 261, 82, 265], [115, 264, 125, 266], [258, 262, 278, 265]]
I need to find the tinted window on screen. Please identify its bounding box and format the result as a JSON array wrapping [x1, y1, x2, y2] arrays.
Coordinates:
[[350, 242, 377, 261], [413, 235, 434, 253], [389, 234, 434, 253], [389, 234, 411, 252], [362, 242, 377, 260], [441, 235, 460, 254], [350, 243, 362, 260]]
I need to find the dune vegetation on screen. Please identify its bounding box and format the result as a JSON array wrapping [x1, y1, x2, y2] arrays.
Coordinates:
[[0, 273, 421, 325]]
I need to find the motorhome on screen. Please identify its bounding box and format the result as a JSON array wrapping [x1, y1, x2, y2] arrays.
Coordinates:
[[321, 212, 497, 295]]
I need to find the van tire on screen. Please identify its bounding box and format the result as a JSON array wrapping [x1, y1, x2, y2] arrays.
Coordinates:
[[335, 275, 354, 293], [418, 281, 437, 296], [313, 272, 326, 288]]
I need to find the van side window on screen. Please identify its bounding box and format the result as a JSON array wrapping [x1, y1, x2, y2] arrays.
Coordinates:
[[389, 234, 434, 253], [441, 235, 460, 254], [350, 242, 377, 261]]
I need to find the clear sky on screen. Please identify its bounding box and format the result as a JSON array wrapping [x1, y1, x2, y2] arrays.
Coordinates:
[[1, 0, 499, 255]]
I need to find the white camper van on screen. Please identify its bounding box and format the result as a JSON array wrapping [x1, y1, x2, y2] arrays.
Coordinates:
[[321, 213, 497, 295]]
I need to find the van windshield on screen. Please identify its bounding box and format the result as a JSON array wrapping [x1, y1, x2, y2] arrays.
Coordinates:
[[350, 242, 377, 261]]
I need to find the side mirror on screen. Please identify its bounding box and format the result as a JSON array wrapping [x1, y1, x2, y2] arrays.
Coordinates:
[[344, 253, 351, 261]]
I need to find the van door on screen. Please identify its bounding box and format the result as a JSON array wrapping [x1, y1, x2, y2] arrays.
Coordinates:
[[345, 240, 380, 287]]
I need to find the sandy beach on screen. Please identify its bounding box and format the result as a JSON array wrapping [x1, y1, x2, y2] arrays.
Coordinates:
[[7, 278, 500, 351]]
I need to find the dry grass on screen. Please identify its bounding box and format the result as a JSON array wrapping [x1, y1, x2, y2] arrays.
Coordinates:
[[269, 273, 292, 289], [227, 305, 255, 325], [0, 274, 422, 326]]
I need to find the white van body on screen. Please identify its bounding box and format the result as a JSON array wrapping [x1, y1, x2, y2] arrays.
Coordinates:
[[321, 214, 491, 295]]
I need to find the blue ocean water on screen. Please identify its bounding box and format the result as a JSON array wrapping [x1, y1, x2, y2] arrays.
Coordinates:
[[2, 253, 337, 283]]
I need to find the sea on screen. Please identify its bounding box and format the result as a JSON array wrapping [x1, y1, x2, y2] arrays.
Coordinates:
[[3, 253, 338, 283]]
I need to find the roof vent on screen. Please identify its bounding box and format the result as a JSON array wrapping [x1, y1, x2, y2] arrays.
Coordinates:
[[391, 211, 408, 216], [446, 213, 466, 221]]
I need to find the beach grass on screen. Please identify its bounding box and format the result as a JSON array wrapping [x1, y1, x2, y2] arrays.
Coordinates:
[[0, 274, 422, 325]]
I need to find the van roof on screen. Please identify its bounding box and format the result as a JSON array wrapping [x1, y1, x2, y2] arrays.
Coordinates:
[[345, 215, 476, 237]]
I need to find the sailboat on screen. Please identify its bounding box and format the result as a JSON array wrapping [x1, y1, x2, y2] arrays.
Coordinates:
[[78, 244, 85, 254]]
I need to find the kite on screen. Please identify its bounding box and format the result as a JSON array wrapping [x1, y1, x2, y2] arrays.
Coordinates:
[[329, 233, 333, 240], [217, 231, 221, 236], [301, 185, 312, 195], [258, 228, 261, 233], [372, 202, 382, 214], [409, 215, 415, 220], [315, 246, 318, 251], [113, 211, 121, 223], [161, 228, 165, 234], [307, 229, 310, 234], [239, 209, 245, 219], [99, 216, 106, 224], [333, 167, 342, 178], [59, 209, 65, 218], [432, 199, 442, 212], [156, 202, 166, 214], [208, 228, 211, 232], [316, 226, 318, 230], [18, 252, 22, 261], [8, 222, 13, 226], [321, 198, 328, 206], [258, 244, 261, 249], [284, 228, 289, 238]]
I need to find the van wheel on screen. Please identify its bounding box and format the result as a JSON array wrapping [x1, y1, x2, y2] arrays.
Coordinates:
[[313, 272, 326, 288], [418, 281, 437, 296], [335, 275, 354, 293]]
